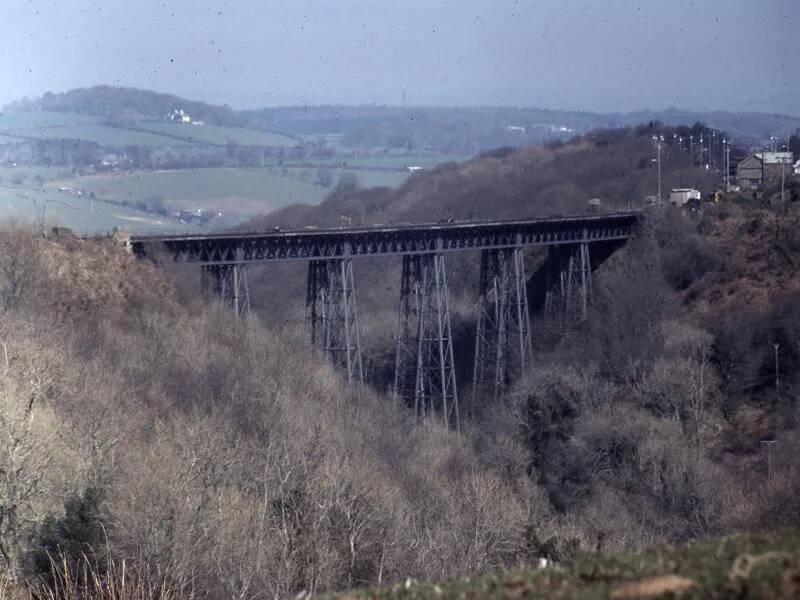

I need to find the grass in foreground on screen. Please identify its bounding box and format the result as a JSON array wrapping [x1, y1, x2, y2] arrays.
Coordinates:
[[342, 529, 800, 599]]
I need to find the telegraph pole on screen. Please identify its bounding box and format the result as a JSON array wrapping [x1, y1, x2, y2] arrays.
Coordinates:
[[711, 131, 716, 171], [774, 342, 780, 396], [780, 133, 790, 209], [781, 153, 786, 208], [726, 140, 731, 189], [761, 439, 777, 481]]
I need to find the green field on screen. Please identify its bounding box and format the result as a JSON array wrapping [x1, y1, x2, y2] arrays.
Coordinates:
[[0, 111, 194, 148], [0, 110, 298, 149], [13, 123, 198, 148], [0, 186, 196, 234], [284, 153, 470, 170], [0, 110, 98, 129], [282, 166, 407, 188], [52, 166, 410, 222], [135, 121, 299, 147], [0, 165, 74, 183]]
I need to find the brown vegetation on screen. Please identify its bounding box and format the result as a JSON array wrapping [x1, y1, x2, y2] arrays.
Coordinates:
[[1, 129, 799, 597]]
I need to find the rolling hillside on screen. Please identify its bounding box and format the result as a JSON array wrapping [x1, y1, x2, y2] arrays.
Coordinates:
[[0, 110, 298, 149]]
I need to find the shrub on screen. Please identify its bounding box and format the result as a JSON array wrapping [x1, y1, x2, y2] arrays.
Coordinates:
[[28, 487, 107, 587]]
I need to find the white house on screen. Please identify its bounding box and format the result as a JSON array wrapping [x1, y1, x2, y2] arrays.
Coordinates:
[[169, 108, 191, 123]]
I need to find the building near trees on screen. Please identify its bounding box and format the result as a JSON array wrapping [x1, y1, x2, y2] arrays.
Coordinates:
[[736, 151, 794, 189], [669, 188, 701, 206]]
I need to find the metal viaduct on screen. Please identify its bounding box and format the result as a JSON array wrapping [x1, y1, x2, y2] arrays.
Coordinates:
[[131, 211, 641, 430]]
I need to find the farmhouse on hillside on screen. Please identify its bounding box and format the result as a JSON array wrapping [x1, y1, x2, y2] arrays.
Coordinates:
[[168, 108, 192, 123]]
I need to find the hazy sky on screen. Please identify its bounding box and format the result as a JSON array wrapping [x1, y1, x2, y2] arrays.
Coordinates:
[[1, 0, 797, 114]]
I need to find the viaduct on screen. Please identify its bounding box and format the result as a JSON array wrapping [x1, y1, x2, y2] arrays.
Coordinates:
[[131, 211, 641, 430]]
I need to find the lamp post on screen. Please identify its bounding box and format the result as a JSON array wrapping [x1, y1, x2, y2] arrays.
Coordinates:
[[700, 134, 704, 169], [657, 140, 662, 205], [652, 136, 663, 204]]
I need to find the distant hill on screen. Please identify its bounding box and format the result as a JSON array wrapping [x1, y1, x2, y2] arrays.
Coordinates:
[[244, 123, 720, 230], [5, 85, 247, 128], [248, 105, 800, 151], [5, 86, 800, 154]]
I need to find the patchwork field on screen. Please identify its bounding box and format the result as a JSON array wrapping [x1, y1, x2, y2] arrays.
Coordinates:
[[0, 110, 469, 230], [285, 153, 470, 170], [134, 121, 299, 147], [0, 110, 298, 149], [0, 186, 195, 234], [50, 166, 410, 222]]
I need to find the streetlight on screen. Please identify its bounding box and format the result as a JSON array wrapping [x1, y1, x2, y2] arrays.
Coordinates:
[[699, 134, 704, 169], [652, 136, 663, 204]]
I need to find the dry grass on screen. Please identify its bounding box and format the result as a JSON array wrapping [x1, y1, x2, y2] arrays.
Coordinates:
[[28, 554, 183, 600]]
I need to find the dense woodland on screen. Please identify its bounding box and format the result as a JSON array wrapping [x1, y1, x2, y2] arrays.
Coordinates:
[[1, 124, 800, 598]]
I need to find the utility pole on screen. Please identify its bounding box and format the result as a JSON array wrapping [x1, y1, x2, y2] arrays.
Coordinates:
[[725, 140, 731, 189], [781, 153, 786, 209], [761, 439, 778, 482], [774, 342, 780, 396], [780, 133, 790, 209], [653, 136, 663, 204], [711, 131, 716, 171]]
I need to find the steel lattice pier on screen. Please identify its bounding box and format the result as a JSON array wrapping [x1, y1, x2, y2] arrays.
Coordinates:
[[472, 248, 533, 404], [306, 259, 364, 385], [394, 254, 459, 429]]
